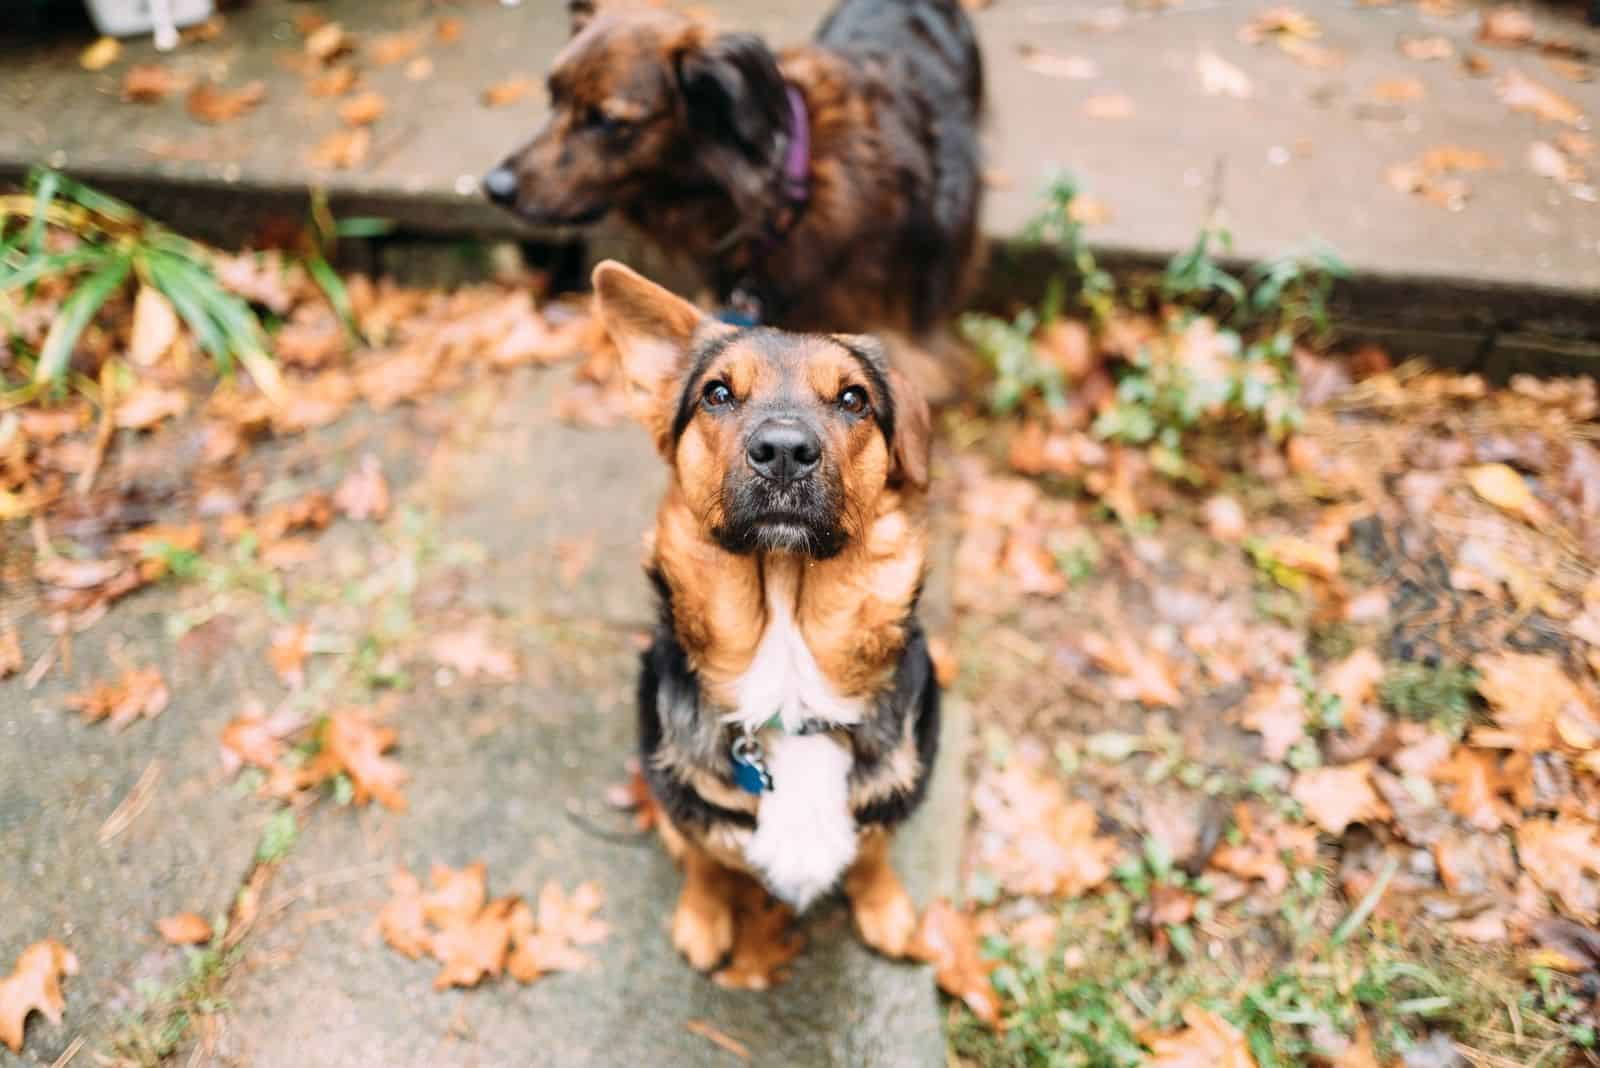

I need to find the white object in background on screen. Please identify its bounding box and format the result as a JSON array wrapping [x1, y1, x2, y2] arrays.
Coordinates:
[[83, 0, 215, 41]]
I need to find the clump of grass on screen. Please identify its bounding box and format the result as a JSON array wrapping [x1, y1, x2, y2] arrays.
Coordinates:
[[960, 171, 1349, 463], [1379, 661, 1481, 737], [1, 168, 283, 403]]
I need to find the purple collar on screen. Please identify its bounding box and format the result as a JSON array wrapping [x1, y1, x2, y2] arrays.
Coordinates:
[[779, 85, 810, 211]]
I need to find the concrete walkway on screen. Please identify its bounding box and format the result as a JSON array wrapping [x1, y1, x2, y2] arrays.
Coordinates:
[[2, 0, 1599, 334], [0, 364, 967, 1065]]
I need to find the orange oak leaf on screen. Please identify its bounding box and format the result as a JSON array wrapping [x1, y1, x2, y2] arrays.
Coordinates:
[[186, 80, 266, 124], [65, 666, 170, 730], [157, 912, 213, 945], [378, 869, 431, 959], [421, 862, 488, 928], [0, 940, 78, 1053], [1431, 747, 1516, 831], [267, 623, 311, 688], [909, 900, 1000, 1026], [312, 708, 408, 810], [1518, 817, 1600, 922], [1291, 762, 1389, 835], [1146, 1006, 1257, 1067], [429, 896, 517, 990]]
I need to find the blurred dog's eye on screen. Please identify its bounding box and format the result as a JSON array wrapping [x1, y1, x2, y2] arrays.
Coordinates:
[[702, 381, 734, 409], [838, 386, 870, 415], [585, 107, 631, 134]]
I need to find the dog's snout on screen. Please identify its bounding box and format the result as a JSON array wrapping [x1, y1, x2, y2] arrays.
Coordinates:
[[747, 420, 821, 483], [481, 167, 519, 205]]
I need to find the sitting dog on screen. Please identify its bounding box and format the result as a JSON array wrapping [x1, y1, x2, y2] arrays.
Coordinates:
[[590, 259, 940, 966], [484, 0, 983, 340]]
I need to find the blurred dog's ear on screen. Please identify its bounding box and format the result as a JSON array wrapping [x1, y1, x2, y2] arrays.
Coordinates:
[[887, 368, 932, 491], [568, 0, 596, 36], [677, 34, 785, 153], [591, 260, 711, 455]]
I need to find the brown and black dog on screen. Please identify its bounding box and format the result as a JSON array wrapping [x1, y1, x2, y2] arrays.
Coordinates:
[[484, 0, 983, 341], [591, 259, 939, 967]]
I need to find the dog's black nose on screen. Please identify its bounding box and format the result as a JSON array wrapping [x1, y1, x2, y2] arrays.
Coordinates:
[[747, 421, 821, 483], [482, 167, 518, 205]]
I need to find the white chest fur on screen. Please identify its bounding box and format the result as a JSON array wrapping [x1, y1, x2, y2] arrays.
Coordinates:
[[725, 559, 862, 909]]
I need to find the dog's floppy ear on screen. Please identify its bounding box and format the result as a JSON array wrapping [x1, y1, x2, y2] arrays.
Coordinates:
[[677, 33, 787, 157], [887, 368, 932, 491], [568, 0, 596, 36], [592, 260, 707, 455]]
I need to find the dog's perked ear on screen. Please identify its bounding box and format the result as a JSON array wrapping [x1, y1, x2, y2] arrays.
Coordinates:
[[886, 368, 932, 491], [591, 260, 709, 456], [568, 0, 596, 36], [676, 33, 787, 155]]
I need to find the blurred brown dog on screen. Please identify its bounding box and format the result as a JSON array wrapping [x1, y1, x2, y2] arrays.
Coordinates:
[[591, 259, 941, 969], [483, 0, 983, 343]]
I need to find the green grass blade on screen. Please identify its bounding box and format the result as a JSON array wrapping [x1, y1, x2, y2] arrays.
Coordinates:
[[332, 216, 396, 239], [32, 253, 130, 384], [304, 252, 360, 341], [0, 248, 108, 292], [24, 169, 60, 259], [142, 249, 232, 366]]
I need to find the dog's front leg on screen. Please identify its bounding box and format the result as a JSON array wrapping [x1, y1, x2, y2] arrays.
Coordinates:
[[844, 828, 918, 958], [667, 831, 740, 971]]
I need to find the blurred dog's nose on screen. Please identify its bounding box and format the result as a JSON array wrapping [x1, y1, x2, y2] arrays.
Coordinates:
[[747, 421, 821, 483], [481, 167, 518, 205]]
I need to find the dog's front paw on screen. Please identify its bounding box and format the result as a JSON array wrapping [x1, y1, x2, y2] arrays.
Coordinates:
[[851, 881, 918, 959], [672, 894, 735, 971]]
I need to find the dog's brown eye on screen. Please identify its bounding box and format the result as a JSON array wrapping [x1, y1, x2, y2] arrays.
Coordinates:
[[838, 386, 870, 415], [702, 381, 734, 409]]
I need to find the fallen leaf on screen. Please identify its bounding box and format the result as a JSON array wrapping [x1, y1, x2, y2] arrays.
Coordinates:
[[80, 36, 120, 71], [308, 66, 358, 98], [1146, 1005, 1257, 1068], [1479, 5, 1537, 48], [1530, 140, 1582, 182], [1082, 94, 1135, 120], [157, 912, 213, 945], [333, 455, 390, 521], [430, 896, 516, 989], [304, 22, 352, 63], [536, 880, 609, 947], [405, 56, 434, 81], [421, 862, 488, 928], [684, 1020, 750, 1061], [0, 628, 23, 679], [309, 127, 373, 169], [483, 78, 534, 108], [909, 900, 1000, 1026], [338, 91, 386, 127], [35, 556, 129, 591], [1241, 681, 1308, 761], [1546, 57, 1593, 83], [1370, 76, 1426, 102], [1197, 51, 1253, 98], [115, 383, 189, 430], [1497, 69, 1584, 125], [1082, 632, 1182, 706], [122, 64, 185, 102], [1518, 817, 1600, 921], [186, 81, 267, 124], [128, 286, 180, 367], [973, 762, 1120, 895], [1257, 535, 1339, 580], [430, 627, 518, 681], [1466, 462, 1550, 526], [219, 707, 292, 777], [311, 707, 409, 810], [712, 879, 803, 990], [1291, 762, 1388, 835], [1018, 44, 1097, 80], [65, 666, 170, 730], [1322, 648, 1384, 713], [1066, 195, 1113, 226], [436, 16, 465, 43], [378, 868, 431, 959], [1473, 651, 1591, 751], [369, 30, 424, 66], [0, 940, 78, 1053], [1400, 36, 1455, 61], [1432, 747, 1516, 831], [1238, 6, 1320, 45]]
